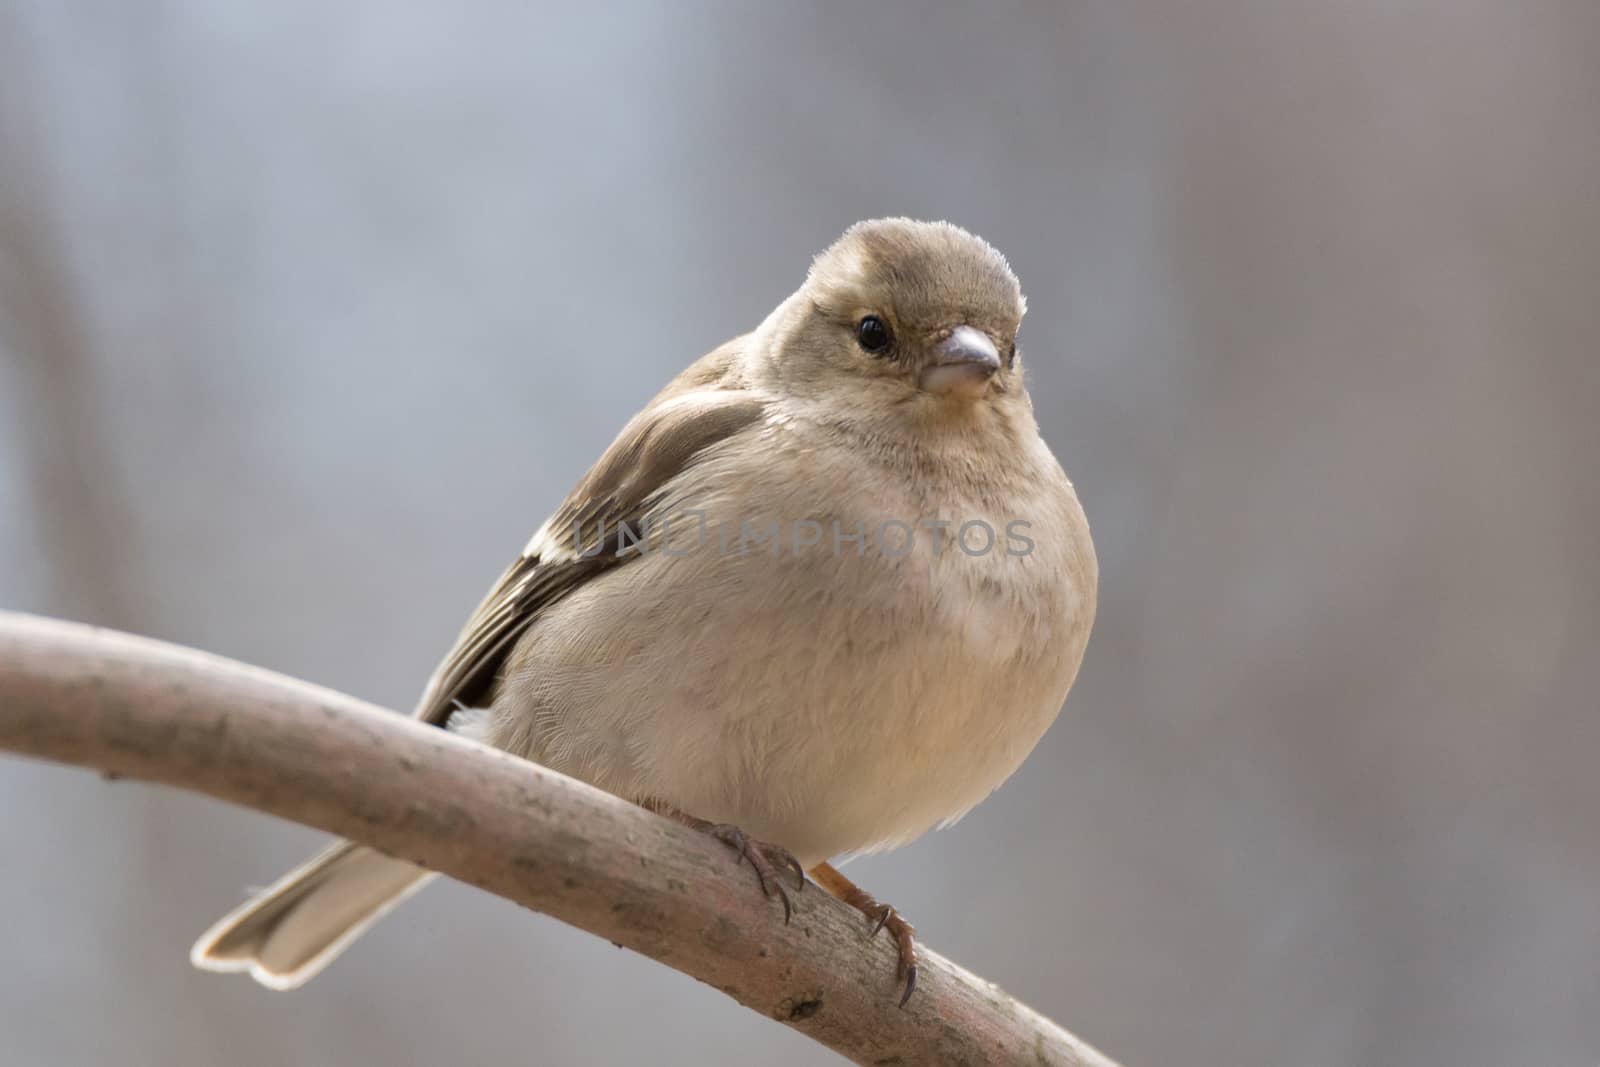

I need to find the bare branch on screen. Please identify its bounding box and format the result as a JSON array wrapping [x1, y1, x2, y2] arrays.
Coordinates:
[[0, 611, 1119, 1067]]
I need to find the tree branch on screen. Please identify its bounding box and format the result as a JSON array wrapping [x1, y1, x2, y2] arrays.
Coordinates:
[[0, 611, 1119, 1067]]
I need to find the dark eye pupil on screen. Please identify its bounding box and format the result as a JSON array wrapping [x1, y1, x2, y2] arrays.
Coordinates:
[[857, 315, 890, 353]]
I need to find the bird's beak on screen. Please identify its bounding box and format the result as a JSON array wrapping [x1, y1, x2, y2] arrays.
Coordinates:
[[920, 325, 1002, 397]]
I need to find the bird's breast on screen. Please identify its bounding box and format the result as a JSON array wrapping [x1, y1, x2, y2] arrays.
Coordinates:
[[499, 421, 1095, 865]]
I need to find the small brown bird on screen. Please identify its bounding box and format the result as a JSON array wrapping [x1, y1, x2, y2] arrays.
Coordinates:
[[192, 218, 1097, 1004]]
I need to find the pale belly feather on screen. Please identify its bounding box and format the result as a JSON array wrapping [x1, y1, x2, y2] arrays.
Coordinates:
[[491, 425, 1094, 867]]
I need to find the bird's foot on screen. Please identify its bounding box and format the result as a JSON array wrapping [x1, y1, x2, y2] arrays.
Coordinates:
[[702, 822, 806, 924], [810, 861, 920, 1006], [647, 802, 804, 923]]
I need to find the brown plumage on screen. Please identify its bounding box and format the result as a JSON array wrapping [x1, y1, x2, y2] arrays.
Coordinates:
[[192, 218, 1097, 1002]]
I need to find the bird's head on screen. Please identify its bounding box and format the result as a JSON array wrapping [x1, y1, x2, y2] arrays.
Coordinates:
[[752, 219, 1028, 423]]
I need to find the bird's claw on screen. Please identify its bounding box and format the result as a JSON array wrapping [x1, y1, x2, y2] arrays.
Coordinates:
[[867, 904, 919, 1006], [704, 823, 804, 924]]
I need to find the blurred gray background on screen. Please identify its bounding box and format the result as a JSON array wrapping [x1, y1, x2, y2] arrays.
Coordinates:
[[1, 3, 1596, 1065]]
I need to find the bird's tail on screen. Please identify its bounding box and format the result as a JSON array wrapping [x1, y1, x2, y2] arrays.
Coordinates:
[[190, 841, 435, 989]]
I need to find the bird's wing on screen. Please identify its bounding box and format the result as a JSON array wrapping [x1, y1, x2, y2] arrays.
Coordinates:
[[411, 355, 764, 728]]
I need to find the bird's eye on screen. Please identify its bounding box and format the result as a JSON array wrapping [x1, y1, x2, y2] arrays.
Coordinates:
[[856, 315, 892, 354]]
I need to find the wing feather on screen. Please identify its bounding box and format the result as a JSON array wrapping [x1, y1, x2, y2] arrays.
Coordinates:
[[411, 361, 763, 727]]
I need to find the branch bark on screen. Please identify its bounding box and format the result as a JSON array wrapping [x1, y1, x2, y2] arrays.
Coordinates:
[[0, 611, 1119, 1067]]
